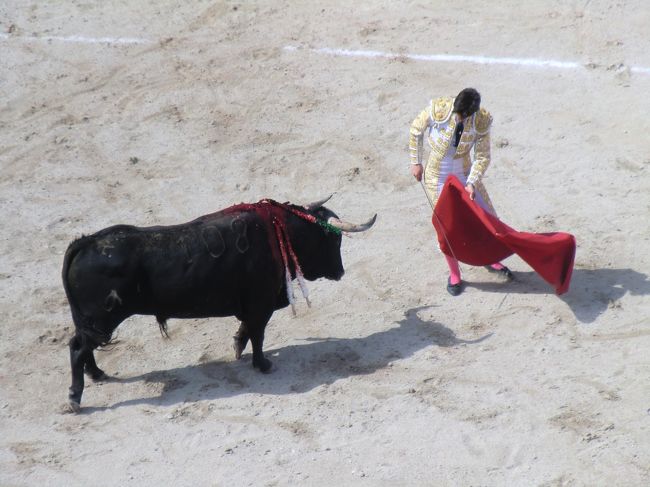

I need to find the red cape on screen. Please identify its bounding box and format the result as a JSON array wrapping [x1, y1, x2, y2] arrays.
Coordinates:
[[431, 176, 576, 294]]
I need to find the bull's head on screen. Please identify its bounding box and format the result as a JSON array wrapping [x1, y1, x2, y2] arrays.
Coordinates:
[[305, 195, 377, 233], [292, 197, 376, 281]]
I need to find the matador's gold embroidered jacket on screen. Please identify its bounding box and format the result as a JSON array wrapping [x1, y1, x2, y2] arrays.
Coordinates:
[[409, 96, 495, 210]]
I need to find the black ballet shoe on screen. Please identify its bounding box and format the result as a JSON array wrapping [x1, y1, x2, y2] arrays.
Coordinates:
[[484, 265, 514, 281], [447, 277, 463, 296]]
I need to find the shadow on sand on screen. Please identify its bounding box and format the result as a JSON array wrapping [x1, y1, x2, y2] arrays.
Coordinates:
[[466, 267, 650, 323], [83, 306, 492, 413]]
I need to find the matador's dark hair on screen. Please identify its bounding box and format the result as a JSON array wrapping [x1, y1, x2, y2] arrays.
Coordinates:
[[453, 88, 481, 118]]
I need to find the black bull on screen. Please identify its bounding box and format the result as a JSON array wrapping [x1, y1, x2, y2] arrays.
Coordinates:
[[62, 198, 376, 412]]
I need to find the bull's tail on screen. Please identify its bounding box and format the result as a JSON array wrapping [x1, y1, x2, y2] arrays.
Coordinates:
[[156, 316, 171, 339], [61, 236, 113, 346], [61, 236, 88, 314]]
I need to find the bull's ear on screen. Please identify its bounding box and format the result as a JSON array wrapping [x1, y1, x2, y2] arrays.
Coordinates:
[[304, 195, 333, 211]]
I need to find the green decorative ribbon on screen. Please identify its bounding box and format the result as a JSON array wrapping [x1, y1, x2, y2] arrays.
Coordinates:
[[317, 220, 342, 235]]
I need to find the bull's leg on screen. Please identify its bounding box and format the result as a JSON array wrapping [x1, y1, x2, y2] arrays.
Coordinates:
[[232, 322, 249, 360], [249, 321, 272, 373], [84, 349, 106, 381], [67, 311, 122, 411], [239, 296, 273, 372], [68, 333, 86, 413]]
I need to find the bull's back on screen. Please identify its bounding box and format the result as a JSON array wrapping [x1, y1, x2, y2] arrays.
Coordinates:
[[63, 215, 280, 320]]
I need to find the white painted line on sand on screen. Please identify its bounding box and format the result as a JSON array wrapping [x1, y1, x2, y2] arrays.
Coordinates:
[[284, 45, 650, 76], [284, 45, 580, 70], [3, 35, 649, 75], [0, 33, 151, 45]]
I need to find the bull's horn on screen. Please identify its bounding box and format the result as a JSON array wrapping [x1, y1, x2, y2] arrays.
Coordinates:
[[304, 195, 333, 211], [327, 214, 377, 232]]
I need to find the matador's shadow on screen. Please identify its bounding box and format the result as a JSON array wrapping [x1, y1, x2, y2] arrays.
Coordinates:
[[85, 307, 491, 413], [467, 267, 650, 323]]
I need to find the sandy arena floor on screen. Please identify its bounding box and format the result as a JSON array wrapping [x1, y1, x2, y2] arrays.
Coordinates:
[[1, 1, 649, 485]]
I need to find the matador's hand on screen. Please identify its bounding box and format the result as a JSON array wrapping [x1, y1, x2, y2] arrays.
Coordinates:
[[411, 164, 423, 181], [465, 183, 476, 200]]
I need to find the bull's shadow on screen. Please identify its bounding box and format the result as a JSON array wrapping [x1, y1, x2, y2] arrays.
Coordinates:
[[467, 267, 650, 323], [85, 307, 491, 413]]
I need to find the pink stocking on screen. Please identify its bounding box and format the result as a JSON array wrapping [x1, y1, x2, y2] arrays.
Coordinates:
[[444, 255, 461, 285]]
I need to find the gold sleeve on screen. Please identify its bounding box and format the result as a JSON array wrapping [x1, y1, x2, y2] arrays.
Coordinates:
[[409, 107, 431, 165], [467, 131, 491, 185], [467, 108, 493, 185]]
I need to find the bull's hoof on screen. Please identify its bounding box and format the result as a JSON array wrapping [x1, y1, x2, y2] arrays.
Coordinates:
[[253, 357, 272, 373], [65, 400, 81, 414], [233, 338, 246, 360]]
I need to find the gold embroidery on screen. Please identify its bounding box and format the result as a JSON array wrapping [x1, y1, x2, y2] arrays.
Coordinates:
[[431, 97, 453, 123], [467, 131, 491, 186], [474, 108, 492, 134], [455, 143, 470, 155], [408, 108, 432, 164], [414, 97, 495, 211]]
